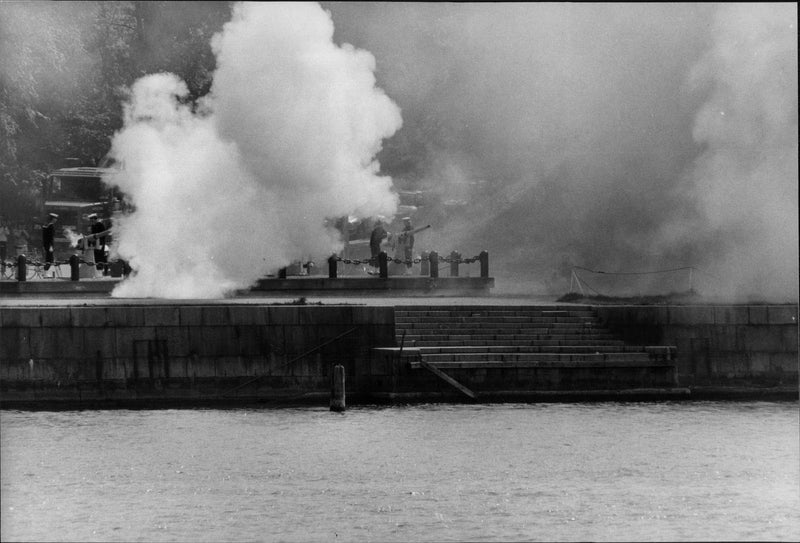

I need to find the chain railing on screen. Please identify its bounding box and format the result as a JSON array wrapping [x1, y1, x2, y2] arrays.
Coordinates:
[[1, 254, 129, 282], [326, 250, 490, 279], [3, 250, 490, 282]]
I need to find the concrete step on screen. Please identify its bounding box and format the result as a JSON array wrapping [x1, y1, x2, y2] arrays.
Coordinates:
[[409, 358, 671, 369], [395, 309, 597, 319], [407, 339, 626, 348], [417, 345, 652, 355], [395, 305, 595, 313], [396, 322, 605, 332], [396, 330, 609, 340], [392, 305, 677, 381], [421, 352, 653, 364], [395, 315, 600, 324], [399, 333, 620, 343]]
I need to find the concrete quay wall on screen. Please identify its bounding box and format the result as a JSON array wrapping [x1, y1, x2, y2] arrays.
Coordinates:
[[0, 304, 397, 407], [596, 305, 799, 387], [0, 303, 797, 407]]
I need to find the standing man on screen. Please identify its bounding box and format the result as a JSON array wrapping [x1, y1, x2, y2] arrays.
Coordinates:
[[42, 213, 58, 275], [89, 213, 108, 276], [369, 219, 388, 265], [399, 216, 415, 273]]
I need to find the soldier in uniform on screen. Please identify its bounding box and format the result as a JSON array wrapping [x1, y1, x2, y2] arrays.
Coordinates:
[[369, 219, 388, 265], [399, 217, 415, 272], [41, 213, 58, 275], [89, 213, 108, 275]]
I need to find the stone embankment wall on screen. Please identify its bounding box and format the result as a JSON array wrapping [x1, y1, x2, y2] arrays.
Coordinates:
[[596, 305, 798, 386], [0, 303, 796, 407], [0, 304, 396, 406]]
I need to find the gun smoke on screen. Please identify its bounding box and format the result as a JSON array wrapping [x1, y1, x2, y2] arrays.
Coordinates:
[[102, 2, 796, 301], [326, 2, 797, 301], [107, 2, 401, 298]]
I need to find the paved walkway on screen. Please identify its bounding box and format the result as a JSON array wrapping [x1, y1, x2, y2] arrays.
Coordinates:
[[0, 293, 569, 307], [1, 272, 572, 307]]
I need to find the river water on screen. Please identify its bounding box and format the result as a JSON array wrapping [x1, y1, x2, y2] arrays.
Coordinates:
[[2, 402, 798, 542]]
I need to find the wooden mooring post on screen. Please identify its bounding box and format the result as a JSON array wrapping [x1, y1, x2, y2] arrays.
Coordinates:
[[330, 364, 346, 412]]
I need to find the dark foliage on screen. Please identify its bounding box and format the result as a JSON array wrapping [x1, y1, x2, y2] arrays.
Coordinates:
[[0, 1, 232, 222]]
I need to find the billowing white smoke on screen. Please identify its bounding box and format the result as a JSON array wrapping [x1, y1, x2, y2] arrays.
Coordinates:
[[675, 3, 798, 300], [107, 2, 401, 298], [324, 3, 797, 301]]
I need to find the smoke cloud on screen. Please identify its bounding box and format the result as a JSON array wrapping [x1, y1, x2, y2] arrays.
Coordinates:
[[106, 2, 797, 301], [324, 3, 797, 301], [676, 3, 798, 301], [108, 2, 401, 298]]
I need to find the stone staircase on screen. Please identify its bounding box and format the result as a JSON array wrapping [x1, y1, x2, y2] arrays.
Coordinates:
[[391, 305, 679, 398]]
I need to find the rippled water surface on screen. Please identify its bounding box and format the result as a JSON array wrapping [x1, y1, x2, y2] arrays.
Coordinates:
[[2, 402, 798, 542]]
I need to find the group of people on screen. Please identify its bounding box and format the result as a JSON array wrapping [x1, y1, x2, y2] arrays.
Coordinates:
[[370, 216, 416, 273], [39, 212, 110, 277]]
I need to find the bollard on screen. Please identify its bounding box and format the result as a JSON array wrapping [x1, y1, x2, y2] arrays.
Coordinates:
[[328, 254, 338, 278], [450, 251, 460, 277], [69, 254, 80, 281], [110, 260, 123, 278], [16, 254, 26, 282], [429, 251, 439, 278], [378, 251, 388, 278], [479, 250, 489, 278], [330, 364, 346, 412], [420, 251, 429, 276], [278, 267, 287, 279]]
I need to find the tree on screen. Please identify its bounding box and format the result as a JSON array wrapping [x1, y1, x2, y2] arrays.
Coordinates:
[[0, 1, 232, 221]]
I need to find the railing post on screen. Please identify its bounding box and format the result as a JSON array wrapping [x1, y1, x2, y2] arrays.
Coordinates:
[[420, 251, 429, 276], [450, 251, 460, 277], [70, 254, 80, 281], [328, 254, 338, 279], [378, 251, 388, 278], [429, 251, 438, 278], [419, 251, 431, 275], [479, 250, 489, 278], [16, 254, 26, 282]]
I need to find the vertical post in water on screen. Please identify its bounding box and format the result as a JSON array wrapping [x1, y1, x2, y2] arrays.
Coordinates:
[[330, 364, 346, 412]]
